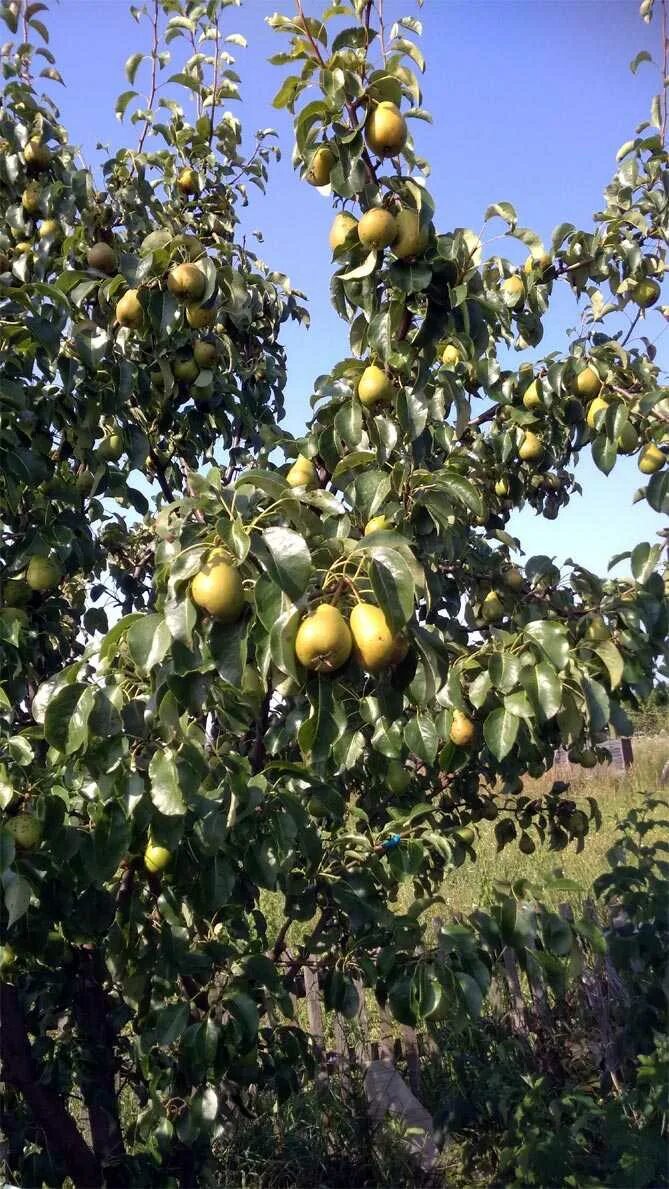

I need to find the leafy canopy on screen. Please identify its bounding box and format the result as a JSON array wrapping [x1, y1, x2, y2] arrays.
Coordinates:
[[0, 0, 667, 1184]]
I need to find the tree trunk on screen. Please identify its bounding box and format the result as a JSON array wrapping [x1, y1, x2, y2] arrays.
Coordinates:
[[73, 951, 127, 1181], [1, 982, 102, 1188]]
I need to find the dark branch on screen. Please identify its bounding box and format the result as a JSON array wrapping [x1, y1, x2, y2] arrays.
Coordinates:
[[1, 982, 102, 1188]]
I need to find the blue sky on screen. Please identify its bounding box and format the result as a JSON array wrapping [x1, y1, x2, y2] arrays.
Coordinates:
[[46, 1, 666, 576]]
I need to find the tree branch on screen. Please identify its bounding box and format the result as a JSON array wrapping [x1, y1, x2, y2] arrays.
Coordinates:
[[1, 982, 102, 1188], [136, 0, 160, 158]]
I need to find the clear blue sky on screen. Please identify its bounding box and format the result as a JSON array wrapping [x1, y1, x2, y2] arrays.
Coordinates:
[[47, 1, 666, 577]]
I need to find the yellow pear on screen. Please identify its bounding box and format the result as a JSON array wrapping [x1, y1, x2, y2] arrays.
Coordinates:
[[116, 289, 143, 330], [24, 137, 51, 171], [22, 184, 41, 214], [518, 431, 544, 462], [523, 250, 552, 274], [392, 208, 429, 259], [174, 356, 199, 383], [306, 146, 334, 186], [186, 303, 216, 329], [176, 167, 199, 195], [522, 379, 542, 410], [358, 208, 397, 250], [350, 603, 397, 673], [586, 396, 609, 430], [365, 101, 407, 158], [190, 554, 244, 621], [193, 341, 217, 368], [638, 443, 665, 474], [502, 566, 524, 592], [450, 710, 475, 747], [167, 263, 206, 301], [38, 219, 61, 240], [481, 590, 504, 623], [144, 843, 172, 873], [97, 431, 124, 462], [502, 275, 524, 307], [295, 604, 352, 672], [386, 760, 411, 793], [631, 278, 661, 308], [26, 556, 61, 591], [7, 813, 42, 850], [329, 212, 358, 251], [442, 344, 461, 367], [575, 365, 602, 399], [364, 515, 391, 535], [286, 454, 316, 489], [87, 242, 116, 274], [358, 364, 393, 407], [495, 477, 509, 497]]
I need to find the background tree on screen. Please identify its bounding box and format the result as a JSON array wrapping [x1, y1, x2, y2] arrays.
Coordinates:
[[0, 0, 667, 1185]]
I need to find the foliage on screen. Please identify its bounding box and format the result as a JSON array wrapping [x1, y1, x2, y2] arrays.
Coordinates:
[[627, 684, 669, 734], [0, 0, 667, 1184]]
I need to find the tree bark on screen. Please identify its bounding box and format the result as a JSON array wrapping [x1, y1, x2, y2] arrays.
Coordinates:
[[73, 952, 127, 1180], [1, 982, 102, 1188]]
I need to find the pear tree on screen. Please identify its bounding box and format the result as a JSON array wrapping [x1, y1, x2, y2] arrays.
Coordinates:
[[0, 0, 667, 1184]]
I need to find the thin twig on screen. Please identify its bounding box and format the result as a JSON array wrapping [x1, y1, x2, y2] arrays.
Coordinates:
[[376, 0, 388, 62], [620, 307, 642, 347], [209, 12, 220, 148], [137, 0, 160, 158], [661, 0, 668, 144]]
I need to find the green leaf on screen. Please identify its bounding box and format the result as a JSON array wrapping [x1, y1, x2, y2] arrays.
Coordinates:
[[125, 52, 144, 84], [191, 1085, 219, 1133], [524, 620, 569, 671], [149, 749, 186, 816], [270, 601, 301, 681], [531, 661, 562, 719], [594, 641, 623, 691], [592, 434, 617, 476], [0, 829, 15, 874], [255, 527, 312, 601], [437, 470, 485, 517], [155, 1002, 190, 1046], [646, 469, 669, 515], [223, 991, 259, 1048], [209, 619, 246, 686], [483, 707, 519, 760], [630, 50, 652, 73], [115, 90, 138, 120], [340, 249, 378, 281], [581, 675, 610, 732], [503, 691, 534, 720], [484, 201, 517, 229], [630, 541, 661, 583], [489, 653, 521, 694], [369, 547, 415, 633], [469, 670, 492, 709], [298, 679, 340, 767], [456, 971, 483, 1017], [127, 615, 171, 673], [2, 870, 31, 928], [43, 683, 89, 753], [404, 713, 438, 763]]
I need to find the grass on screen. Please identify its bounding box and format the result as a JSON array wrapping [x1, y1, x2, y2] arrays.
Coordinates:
[[261, 734, 668, 952], [425, 734, 668, 916]]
